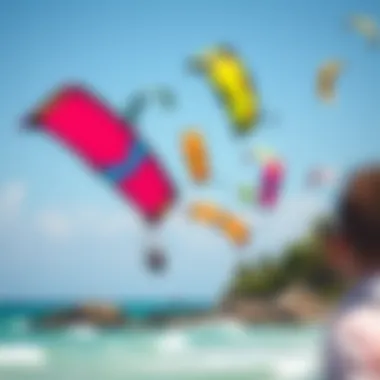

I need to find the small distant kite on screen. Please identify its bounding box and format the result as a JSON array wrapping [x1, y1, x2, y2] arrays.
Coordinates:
[[189, 201, 250, 246], [238, 184, 255, 205], [189, 44, 261, 135], [242, 146, 284, 208], [349, 14, 379, 46], [124, 86, 176, 124], [190, 201, 221, 224], [307, 167, 338, 188], [317, 60, 344, 103], [258, 159, 285, 208], [181, 129, 210, 184]]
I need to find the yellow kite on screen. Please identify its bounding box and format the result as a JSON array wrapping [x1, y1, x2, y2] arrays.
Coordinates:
[[190, 45, 260, 135]]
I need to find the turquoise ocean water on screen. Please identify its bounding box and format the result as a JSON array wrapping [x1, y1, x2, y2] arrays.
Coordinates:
[[0, 303, 322, 380]]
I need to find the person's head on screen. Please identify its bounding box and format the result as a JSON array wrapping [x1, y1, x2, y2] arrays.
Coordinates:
[[324, 165, 380, 279]]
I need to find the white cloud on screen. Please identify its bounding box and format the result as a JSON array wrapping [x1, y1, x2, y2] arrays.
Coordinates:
[[77, 209, 141, 237], [0, 180, 141, 241], [0, 181, 27, 224], [33, 206, 142, 241], [34, 210, 72, 239], [0, 181, 26, 212]]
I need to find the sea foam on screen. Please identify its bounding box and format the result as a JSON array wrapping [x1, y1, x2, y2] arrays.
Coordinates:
[[0, 344, 47, 367]]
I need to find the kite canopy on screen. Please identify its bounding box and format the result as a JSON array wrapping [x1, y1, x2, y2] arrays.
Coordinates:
[[221, 211, 250, 246], [189, 201, 250, 246], [190, 201, 221, 224], [258, 159, 285, 208], [349, 14, 379, 45], [317, 60, 344, 103], [189, 45, 260, 134], [238, 185, 254, 204], [307, 167, 338, 188], [181, 129, 210, 184], [26, 84, 177, 224]]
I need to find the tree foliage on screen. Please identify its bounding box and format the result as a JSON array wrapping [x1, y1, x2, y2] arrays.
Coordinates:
[[228, 217, 346, 300]]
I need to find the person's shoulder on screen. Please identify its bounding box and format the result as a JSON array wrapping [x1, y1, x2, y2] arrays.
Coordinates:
[[333, 304, 380, 374], [325, 277, 380, 362], [328, 278, 380, 378], [336, 304, 380, 344]]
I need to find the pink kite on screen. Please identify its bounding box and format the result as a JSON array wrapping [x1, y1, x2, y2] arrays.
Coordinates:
[[25, 84, 176, 223], [258, 159, 285, 208]]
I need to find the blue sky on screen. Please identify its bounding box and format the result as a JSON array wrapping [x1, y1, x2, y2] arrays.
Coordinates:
[[0, 0, 379, 300]]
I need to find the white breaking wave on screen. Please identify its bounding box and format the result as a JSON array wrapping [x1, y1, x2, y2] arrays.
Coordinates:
[[216, 319, 247, 336], [275, 356, 317, 379], [130, 349, 316, 377], [0, 344, 47, 367], [66, 324, 99, 340], [156, 330, 189, 354], [193, 318, 248, 338]]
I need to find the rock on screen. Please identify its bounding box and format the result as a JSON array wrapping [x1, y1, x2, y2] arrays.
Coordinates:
[[166, 312, 218, 328], [275, 284, 328, 322], [145, 310, 214, 328], [34, 303, 127, 329], [221, 297, 262, 323], [219, 284, 328, 323]]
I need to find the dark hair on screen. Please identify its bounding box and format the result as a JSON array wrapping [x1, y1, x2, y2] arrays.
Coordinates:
[[337, 165, 380, 259]]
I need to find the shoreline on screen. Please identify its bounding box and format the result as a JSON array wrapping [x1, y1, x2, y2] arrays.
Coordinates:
[[29, 285, 330, 329]]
